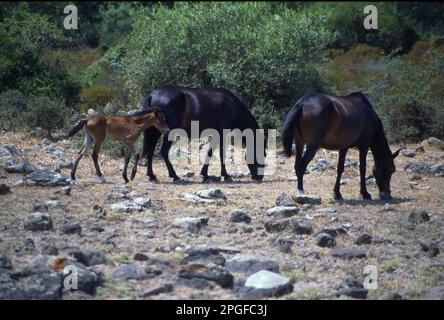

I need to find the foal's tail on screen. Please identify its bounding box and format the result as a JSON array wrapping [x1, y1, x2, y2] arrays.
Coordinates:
[[65, 120, 86, 138], [282, 102, 303, 157]]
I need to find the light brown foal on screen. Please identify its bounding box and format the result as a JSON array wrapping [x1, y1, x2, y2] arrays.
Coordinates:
[[66, 108, 169, 183]]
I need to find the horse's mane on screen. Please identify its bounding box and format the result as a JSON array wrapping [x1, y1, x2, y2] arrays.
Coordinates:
[[124, 108, 160, 118]]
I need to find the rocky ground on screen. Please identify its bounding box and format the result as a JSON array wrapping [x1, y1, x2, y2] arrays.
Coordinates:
[[0, 130, 443, 300]]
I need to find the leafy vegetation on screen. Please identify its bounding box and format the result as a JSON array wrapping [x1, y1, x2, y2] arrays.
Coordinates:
[[0, 2, 443, 142]]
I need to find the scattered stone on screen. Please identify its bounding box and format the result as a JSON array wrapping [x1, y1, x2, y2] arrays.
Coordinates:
[[267, 206, 299, 219], [278, 239, 293, 253], [404, 162, 444, 176], [24, 212, 53, 231], [288, 175, 298, 181], [55, 160, 73, 172], [292, 194, 321, 205], [132, 217, 157, 228], [397, 218, 414, 230], [381, 292, 403, 300], [140, 283, 174, 297], [291, 219, 312, 235], [341, 277, 368, 299], [425, 137, 444, 151], [54, 186, 71, 196], [0, 183, 11, 195], [264, 219, 290, 233], [183, 249, 225, 266], [275, 193, 296, 207], [172, 216, 209, 234], [111, 197, 151, 213], [133, 253, 149, 261], [226, 255, 279, 275], [316, 227, 347, 238], [355, 234, 373, 245], [408, 209, 430, 224], [331, 247, 367, 259], [0, 253, 12, 270], [308, 158, 334, 173], [316, 207, 336, 214], [423, 286, 444, 300], [0, 144, 37, 174], [240, 270, 293, 298], [181, 170, 195, 178], [20, 169, 71, 187], [316, 233, 336, 248], [45, 200, 64, 209], [195, 188, 227, 200], [112, 264, 152, 280], [41, 244, 59, 256], [70, 249, 107, 266], [69, 263, 103, 294], [178, 263, 233, 288], [229, 210, 251, 223], [61, 222, 81, 235], [0, 270, 63, 300], [179, 193, 216, 204]]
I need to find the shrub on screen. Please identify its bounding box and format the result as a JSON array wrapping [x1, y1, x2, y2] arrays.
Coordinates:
[[80, 86, 118, 111], [0, 90, 27, 130]]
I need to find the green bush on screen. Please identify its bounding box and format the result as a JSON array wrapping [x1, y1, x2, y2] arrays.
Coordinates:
[[24, 95, 69, 139], [80, 86, 118, 111], [0, 90, 27, 130]]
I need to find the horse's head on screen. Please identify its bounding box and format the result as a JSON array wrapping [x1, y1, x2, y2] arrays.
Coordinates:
[[248, 130, 266, 182], [372, 148, 400, 200]]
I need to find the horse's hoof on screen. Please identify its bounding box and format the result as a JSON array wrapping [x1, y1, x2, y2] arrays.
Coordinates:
[[333, 193, 344, 201], [202, 175, 221, 183], [148, 176, 158, 183], [297, 189, 305, 197], [223, 176, 233, 183], [362, 193, 372, 200]]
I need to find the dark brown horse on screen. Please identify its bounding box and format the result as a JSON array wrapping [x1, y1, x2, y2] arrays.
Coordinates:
[[141, 85, 265, 183], [282, 92, 401, 200]]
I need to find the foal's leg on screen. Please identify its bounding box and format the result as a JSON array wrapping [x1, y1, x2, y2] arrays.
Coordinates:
[[91, 138, 105, 183], [359, 147, 372, 200], [333, 148, 347, 200], [122, 145, 134, 183], [71, 131, 93, 180], [296, 144, 318, 196]]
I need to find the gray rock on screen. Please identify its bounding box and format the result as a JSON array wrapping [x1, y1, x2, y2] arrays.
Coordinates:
[[291, 219, 312, 235], [61, 222, 81, 235], [172, 216, 209, 234], [112, 264, 151, 280], [381, 292, 403, 300], [0, 144, 37, 174], [111, 197, 151, 213], [292, 194, 321, 205], [264, 219, 290, 233], [195, 188, 227, 200], [0, 183, 11, 195], [178, 263, 233, 288], [278, 239, 293, 253], [397, 218, 414, 230], [0, 253, 12, 269], [354, 234, 373, 245], [140, 283, 174, 297], [41, 244, 59, 256], [316, 233, 336, 248], [185, 244, 241, 256], [341, 277, 368, 299], [316, 227, 347, 238], [179, 193, 216, 204], [181, 171, 195, 178], [70, 249, 107, 266], [404, 162, 444, 176], [54, 186, 71, 196], [226, 255, 279, 275], [426, 137, 444, 150], [0, 270, 62, 300], [183, 250, 226, 266], [331, 247, 367, 259], [133, 253, 149, 261], [401, 149, 416, 158], [240, 270, 293, 298], [408, 209, 430, 224], [45, 200, 64, 209], [24, 212, 53, 231], [20, 169, 71, 187], [308, 158, 334, 173], [423, 285, 444, 300], [267, 206, 299, 219], [229, 210, 251, 223], [275, 193, 296, 207], [68, 263, 103, 294], [55, 160, 73, 172]]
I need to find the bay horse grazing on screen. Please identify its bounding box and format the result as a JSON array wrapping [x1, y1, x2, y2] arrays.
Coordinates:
[[66, 108, 170, 183], [141, 85, 265, 183], [282, 92, 401, 200]]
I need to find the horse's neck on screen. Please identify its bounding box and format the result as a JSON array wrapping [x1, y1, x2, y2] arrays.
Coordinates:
[[370, 131, 392, 166]]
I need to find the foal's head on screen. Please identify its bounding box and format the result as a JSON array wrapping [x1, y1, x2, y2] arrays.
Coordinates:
[[148, 108, 170, 133]]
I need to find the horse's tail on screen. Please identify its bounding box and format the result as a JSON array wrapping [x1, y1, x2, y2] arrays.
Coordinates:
[[282, 102, 303, 157], [66, 120, 86, 138]]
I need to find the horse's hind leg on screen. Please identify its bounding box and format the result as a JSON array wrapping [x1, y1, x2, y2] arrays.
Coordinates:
[[122, 146, 133, 183], [71, 131, 93, 180], [296, 143, 318, 195], [200, 144, 214, 182], [333, 148, 347, 200], [91, 136, 105, 182], [160, 134, 180, 182], [219, 139, 232, 182], [294, 144, 303, 176], [143, 128, 161, 182]]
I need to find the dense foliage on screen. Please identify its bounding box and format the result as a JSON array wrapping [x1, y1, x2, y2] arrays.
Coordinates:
[[0, 1, 443, 142]]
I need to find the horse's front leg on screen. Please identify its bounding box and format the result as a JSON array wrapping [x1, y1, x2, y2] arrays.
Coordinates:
[[130, 152, 140, 181], [359, 147, 372, 200], [333, 148, 347, 200], [143, 128, 161, 182], [160, 134, 180, 182]]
